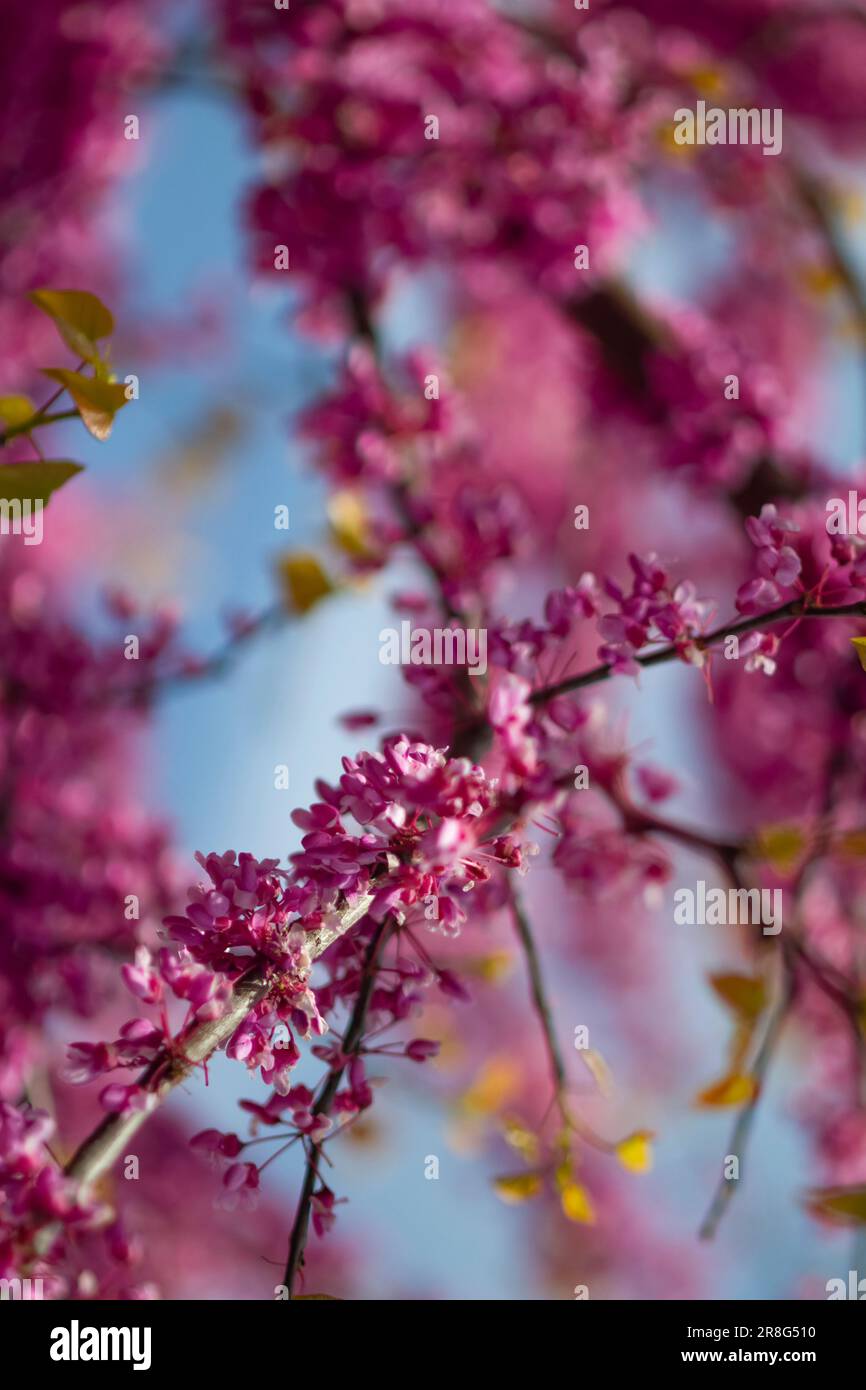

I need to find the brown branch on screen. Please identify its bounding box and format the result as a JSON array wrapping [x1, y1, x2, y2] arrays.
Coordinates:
[[283, 916, 392, 1296], [509, 884, 567, 1103], [0, 357, 86, 446], [64, 891, 375, 1190], [0, 408, 80, 446], [509, 882, 621, 1156], [698, 958, 793, 1241], [117, 602, 288, 707], [529, 598, 866, 707]]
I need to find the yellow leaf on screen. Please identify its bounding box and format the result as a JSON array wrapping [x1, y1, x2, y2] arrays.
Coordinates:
[[0, 460, 84, 504], [806, 1185, 866, 1226], [493, 1172, 543, 1205], [276, 551, 336, 615], [751, 824, 805, 873], [852, 637, 866, 673], [41, 369, 128, 441], [685, 66, 728, 98], [696, 1074, 758, 1108], [709, 973, 766, 1021], [328, 489, 373, 559], [554, 1157, 572, 1192], [294, 1293, 342, 1300], [615, 1130, 654, 1174], [30, 289, 114, 363], [0, 395, 35, 428], [838, 829, 866, 858], [342, 1117, 382, 1149], [501, 1115, 540, 1164], [460, 1057, 520, 1116], [801, 264, 843, 298], [657, 122, 697, 159], [560, 1181, 595, 1224], [465, 951, 513, 984]]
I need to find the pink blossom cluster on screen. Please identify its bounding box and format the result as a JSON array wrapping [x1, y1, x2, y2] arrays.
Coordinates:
[[0, 554, 186, 1106], [64, 736, 532, 1213], [7, 0, 866, 1303], [0, 548, 239, 1296], [0, 1101, 115, 1294], [221, 0, 653, 324], [201, 0, 866, 1285]]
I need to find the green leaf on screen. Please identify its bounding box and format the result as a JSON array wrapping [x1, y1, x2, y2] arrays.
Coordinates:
[[807, 1185, 866, 1225], [0, 460, 84, 505], [30, 289, 114, 363], [41, 369, 128, 441], [0, 395, 36, 429]]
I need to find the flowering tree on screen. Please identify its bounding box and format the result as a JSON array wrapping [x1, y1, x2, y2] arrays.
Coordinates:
[[4, 0, 866, 1302]]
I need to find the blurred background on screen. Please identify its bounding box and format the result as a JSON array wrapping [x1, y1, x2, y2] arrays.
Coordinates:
[[6, 0, 866, 1299]]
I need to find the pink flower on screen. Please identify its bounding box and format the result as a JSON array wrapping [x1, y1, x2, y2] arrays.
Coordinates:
[[98, 1084, 151, 1116], [121, 947, 163, 1006], [311, 1187, 342, 1238], [220, 1162, 260, 1211], [64, 1041, 117, 1085], [635, 765, 679, 803]]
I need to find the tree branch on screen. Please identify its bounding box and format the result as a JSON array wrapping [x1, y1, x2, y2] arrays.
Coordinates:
[[698, 960, 793, 1241], [283, 916, 392, 1296], [509, 884, 567, 1104], [529, 599, 866, 707], [64, 891, 375, 1189]]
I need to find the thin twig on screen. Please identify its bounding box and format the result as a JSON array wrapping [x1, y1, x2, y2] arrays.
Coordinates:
[[509, 883, 567, 1103], [698, 961, 793, 1241], [529, 599, 866, 706], [283, 917, 392, 1296], [0, 408, 80, 446]]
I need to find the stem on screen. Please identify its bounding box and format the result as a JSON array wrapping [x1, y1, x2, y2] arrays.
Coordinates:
[[64, 891, 375, 1189], [698, 960, 793, 1241], [0, 408, 79, 445], [283, 917, 391, 1296], [117, 602, 288, 705], [509, 884, 620, 1154], [529, 599, 866, 706], [65, 971, 268, 1184], [509, 885, 566, 1101], [0, 360, 86, 447]]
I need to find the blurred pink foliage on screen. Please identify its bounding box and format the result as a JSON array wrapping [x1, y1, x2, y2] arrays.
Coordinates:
[[4, 0, 866, 1301]]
